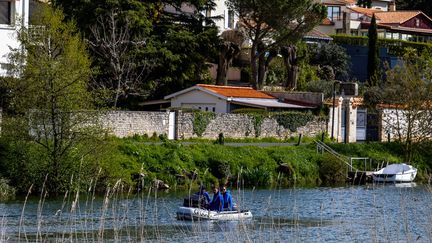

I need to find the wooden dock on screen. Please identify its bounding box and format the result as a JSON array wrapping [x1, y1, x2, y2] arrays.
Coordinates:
[[347, 171, 374, 184]]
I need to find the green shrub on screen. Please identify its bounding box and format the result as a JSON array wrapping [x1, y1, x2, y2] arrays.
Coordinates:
[[272, 112, 315, 132], [208, 158, 231, 179], [192, 111, 216, 137], [317, 154, 347, 186], [251, 113, 265, 137], [241, 167, 272, 187], [223, 137, 287, 143], [231, 108, 267, 114], [0, 178, 16, 201], [331, 34, 432, 56]]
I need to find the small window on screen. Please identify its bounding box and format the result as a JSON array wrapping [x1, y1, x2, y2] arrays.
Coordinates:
[[205, 107, 208, 111], [212, 107, 215, 112], [0, 1, 12, 25], [198, 106, 201, 110], [415, 19, 420, 27], [327, 6, 341, 21]]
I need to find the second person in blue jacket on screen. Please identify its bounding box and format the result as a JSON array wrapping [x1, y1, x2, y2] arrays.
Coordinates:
[[221, 186, 234, 211], [209, 186, 224, 212]]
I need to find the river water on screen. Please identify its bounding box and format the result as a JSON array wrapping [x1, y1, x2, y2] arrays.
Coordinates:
[[1, 184, 431, 242]]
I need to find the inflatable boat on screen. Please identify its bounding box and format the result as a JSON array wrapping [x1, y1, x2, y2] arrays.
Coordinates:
[[176, 206, 253, 221]]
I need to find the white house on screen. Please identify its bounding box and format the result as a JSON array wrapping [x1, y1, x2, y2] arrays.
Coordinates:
[[210, 0, 238, 33], [165, 84, 315, 113], [0, 0, 29, 76]]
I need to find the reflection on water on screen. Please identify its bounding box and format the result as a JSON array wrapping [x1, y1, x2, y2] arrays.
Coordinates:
[[394, 182, 417, 188], [1, 184, 431, 242]]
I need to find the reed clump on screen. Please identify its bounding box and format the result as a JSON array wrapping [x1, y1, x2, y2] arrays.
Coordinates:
[[0, 178, 15, 201]]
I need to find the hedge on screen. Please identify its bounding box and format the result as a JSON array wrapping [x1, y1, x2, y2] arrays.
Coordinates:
[[331, 34, 432, 56]]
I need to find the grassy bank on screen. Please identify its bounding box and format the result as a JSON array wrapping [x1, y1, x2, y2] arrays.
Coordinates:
[[0, 135, 431, 197]]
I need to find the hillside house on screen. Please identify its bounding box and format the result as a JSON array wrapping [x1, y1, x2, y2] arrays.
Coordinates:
[[318, 0, 432, 42], [164, 84, 318, 113]]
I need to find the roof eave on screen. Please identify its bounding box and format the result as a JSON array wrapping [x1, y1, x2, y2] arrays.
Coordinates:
[[164, 85, 228, 100]]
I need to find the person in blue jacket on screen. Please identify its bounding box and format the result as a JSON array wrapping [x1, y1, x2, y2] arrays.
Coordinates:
[[209, 186, 224, 212], [221, 186, 234, 211], [194, 185, 211, 208]]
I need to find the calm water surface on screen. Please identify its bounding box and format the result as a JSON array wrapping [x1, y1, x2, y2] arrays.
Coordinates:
[[1, 184, 431, 242]]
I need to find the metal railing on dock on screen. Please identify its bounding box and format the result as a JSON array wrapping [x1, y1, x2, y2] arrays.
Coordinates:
[[315, 140, 358, 171], [315, 141, 374, 184]]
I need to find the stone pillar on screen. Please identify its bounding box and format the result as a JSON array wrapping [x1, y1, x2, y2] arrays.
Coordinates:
[[328, 96, 343, 141], [336, 97, 343, 142], [345, 97, 357, 143]]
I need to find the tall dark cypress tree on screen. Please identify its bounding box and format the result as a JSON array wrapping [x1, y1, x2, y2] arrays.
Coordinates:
[[367, 14, 379, 86]]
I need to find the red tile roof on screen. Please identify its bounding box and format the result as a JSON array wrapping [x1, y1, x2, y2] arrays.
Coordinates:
[[375, 11, 421, 24], [321, 0, 349, 6], [349, 7, 383, 17], [306, 28, 333, 39], [197, 84, 275, 99], [321, 18, 334, 25]]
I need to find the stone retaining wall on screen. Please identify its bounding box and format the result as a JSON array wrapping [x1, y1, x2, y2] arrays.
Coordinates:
[[176, 112, 327, 139], [0, 109, 327, 139], [101, 111, 170, 138]]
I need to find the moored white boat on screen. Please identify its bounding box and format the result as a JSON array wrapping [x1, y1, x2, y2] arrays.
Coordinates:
[[372, 163, 417, 183], [176, 206, 253, 221]]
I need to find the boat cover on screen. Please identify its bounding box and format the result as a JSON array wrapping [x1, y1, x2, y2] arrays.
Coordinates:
[[382, 164, 412, 174]]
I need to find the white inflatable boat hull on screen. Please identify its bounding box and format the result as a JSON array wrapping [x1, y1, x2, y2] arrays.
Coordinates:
[[176, 207, 253, 220]]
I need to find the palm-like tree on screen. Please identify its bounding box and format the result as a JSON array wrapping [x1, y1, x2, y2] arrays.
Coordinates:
[[216, 30, 245, 85]]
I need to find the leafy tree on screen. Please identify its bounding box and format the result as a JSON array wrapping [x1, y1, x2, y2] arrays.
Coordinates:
[[280, 45, 300, 89], [53, 0, 158, 107], [86, 7, 155, 108], [147, 3, 219, 99], [309, 42, 351, 81], [227, 0, 326, 89], [266, 42, 319, 90], [379, 50, 432, 162], [216, 30, 244, 85], [5, 7, 104, 194], [367, 14, 379, 86], [53, 0, 219, 107]]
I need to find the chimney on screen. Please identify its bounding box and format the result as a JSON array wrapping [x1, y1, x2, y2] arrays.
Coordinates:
[[389, 1, 396, 12]]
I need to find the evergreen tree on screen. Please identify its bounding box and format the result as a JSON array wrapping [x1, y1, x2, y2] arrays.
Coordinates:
[[367, 14, 379, 86]]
